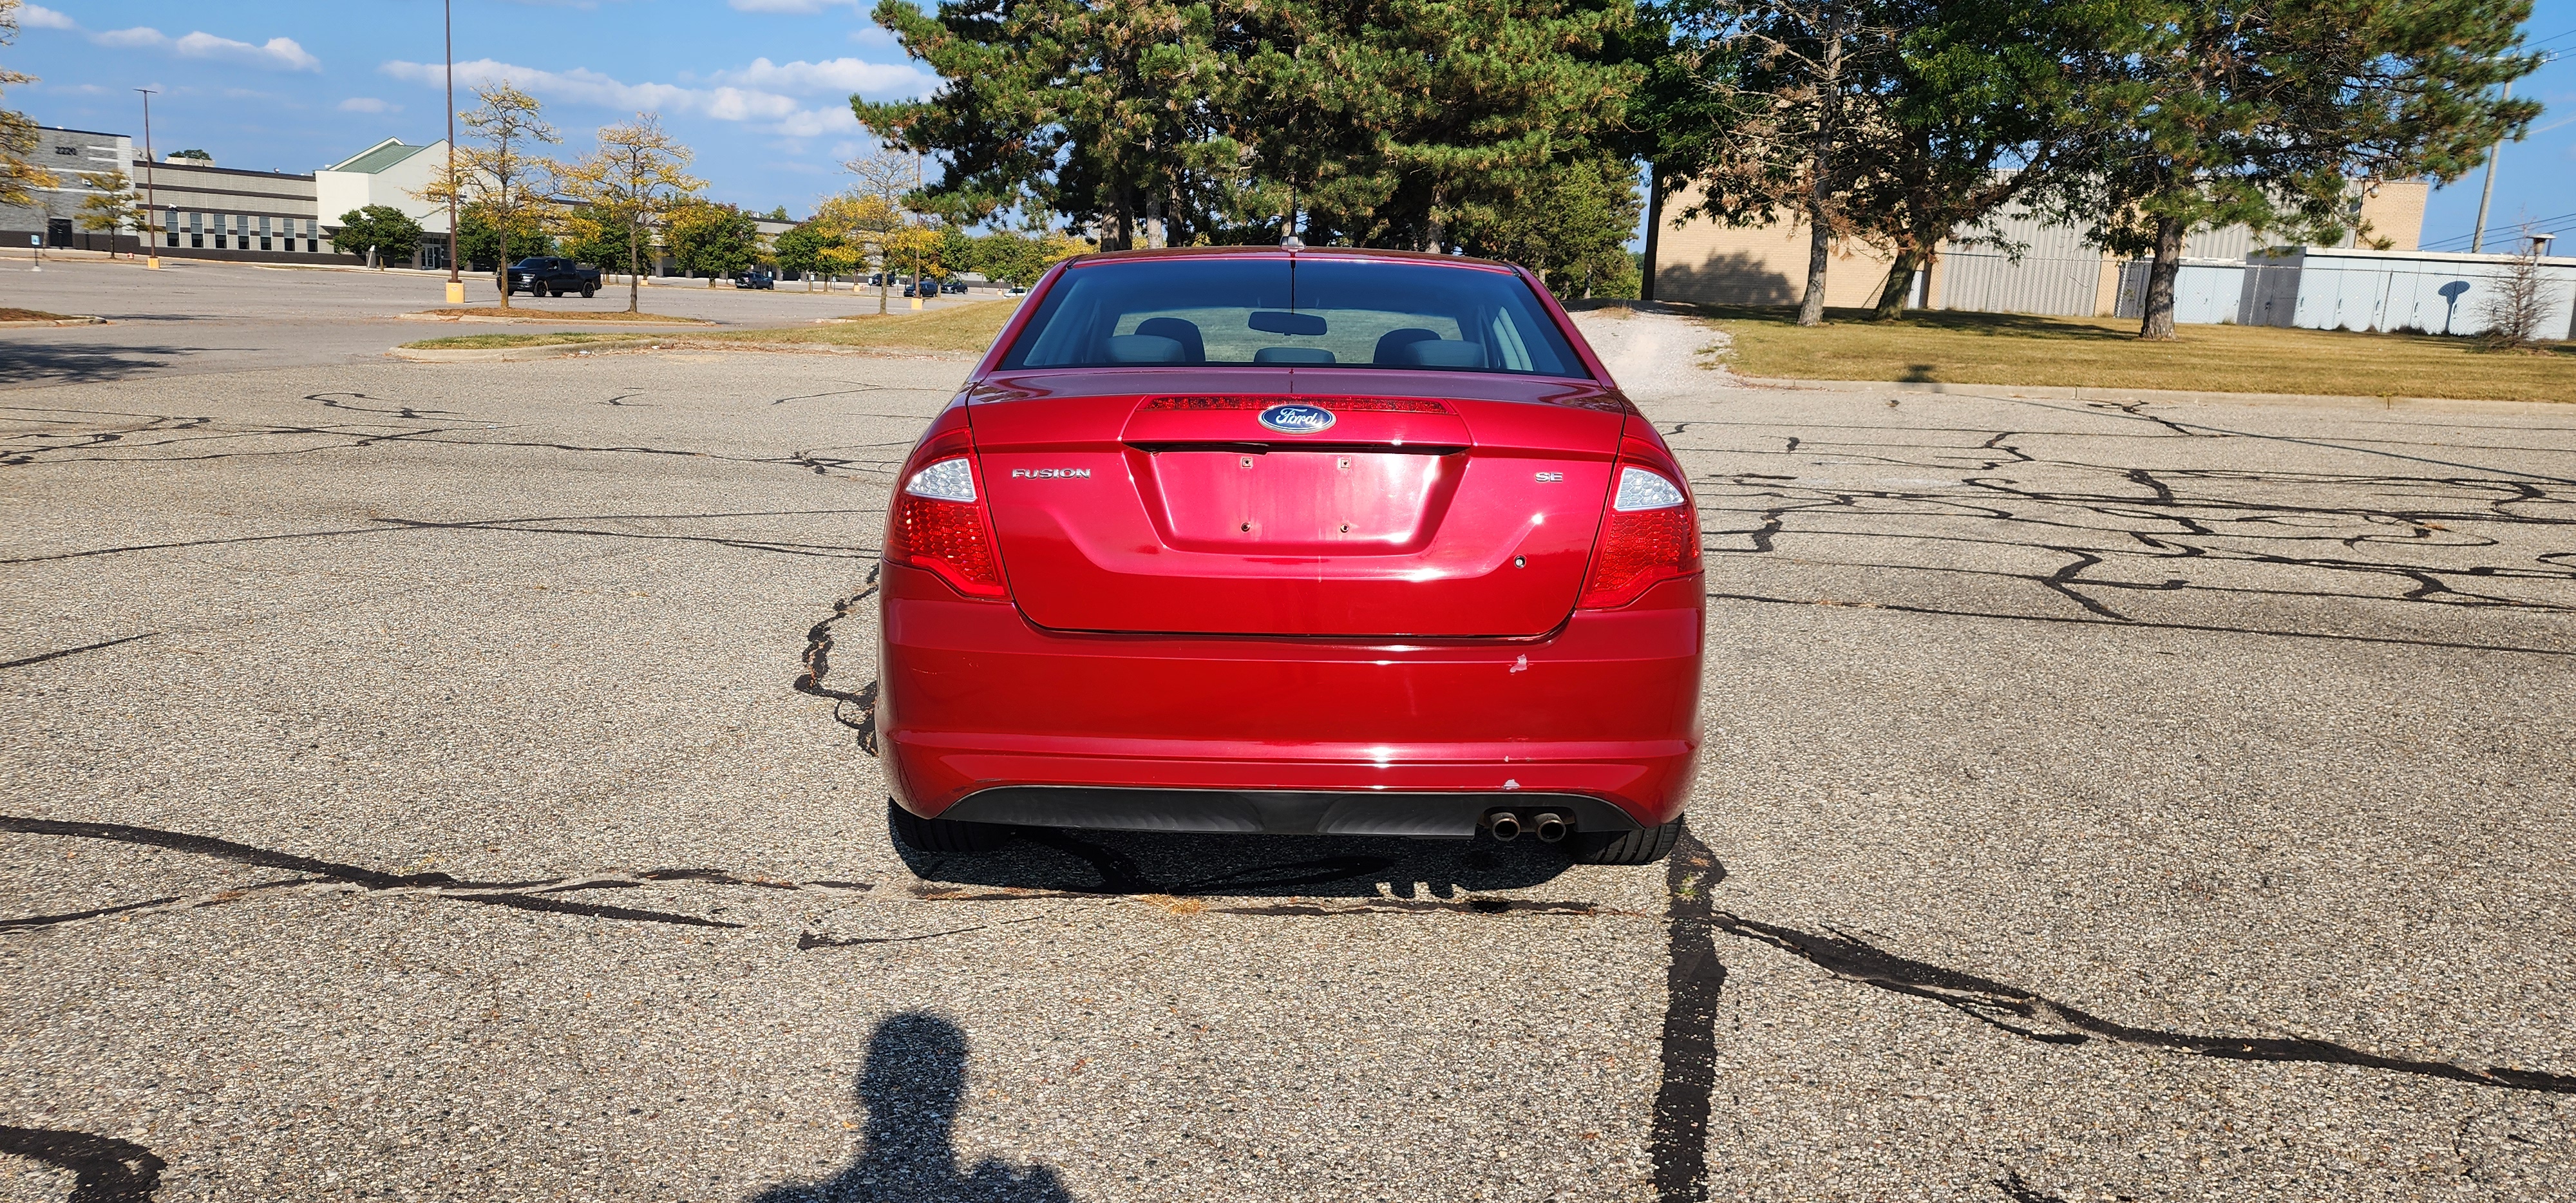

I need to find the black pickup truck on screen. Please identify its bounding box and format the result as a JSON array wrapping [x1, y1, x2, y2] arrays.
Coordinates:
[[505, 257, 601, 298]]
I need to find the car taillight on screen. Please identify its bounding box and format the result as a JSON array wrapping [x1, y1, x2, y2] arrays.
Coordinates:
[[1578, 460, 1701, 609], [884, 419, 1009, 600]]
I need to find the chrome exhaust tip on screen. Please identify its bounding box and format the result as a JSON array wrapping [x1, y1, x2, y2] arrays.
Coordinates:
[[1487, 811, 1522, 842], [1532, 812, 1569, 843]]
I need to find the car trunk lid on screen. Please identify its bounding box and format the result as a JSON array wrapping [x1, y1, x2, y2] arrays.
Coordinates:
[[969, 370, 1629, 638]]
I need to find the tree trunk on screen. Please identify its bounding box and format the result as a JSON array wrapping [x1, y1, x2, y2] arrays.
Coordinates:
[[1640, 163, 1662, 303], [2138, 216, 2185, 341], [1795, 1, 1845, 328], [627, 220, 641, 314], [1796, 207, 1831, 327], [1871, 247, 1920, 321]]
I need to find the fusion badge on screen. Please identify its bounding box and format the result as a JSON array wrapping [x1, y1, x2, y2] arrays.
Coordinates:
[[1256, 403, 1336, 435], [1010, 468, 1092, 479]]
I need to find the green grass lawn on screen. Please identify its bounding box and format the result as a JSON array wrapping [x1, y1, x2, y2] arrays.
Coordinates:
[[1694, 305, 2576, 402]]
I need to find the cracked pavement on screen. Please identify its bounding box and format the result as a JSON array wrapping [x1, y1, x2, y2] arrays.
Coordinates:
[[3, 302, 2573, 1201]]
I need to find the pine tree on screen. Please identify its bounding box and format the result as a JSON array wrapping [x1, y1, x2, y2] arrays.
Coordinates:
[[2079, 0, 2539, 340]]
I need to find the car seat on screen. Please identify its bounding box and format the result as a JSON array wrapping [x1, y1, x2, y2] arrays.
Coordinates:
[[1135, 317, 1206, 365]]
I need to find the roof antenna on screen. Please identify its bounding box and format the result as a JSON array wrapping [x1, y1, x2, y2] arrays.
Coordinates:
[[1282, 178, 1302, 250]]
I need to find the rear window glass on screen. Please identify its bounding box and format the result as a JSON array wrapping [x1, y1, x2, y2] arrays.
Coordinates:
[[999, 257, 1589, 378]]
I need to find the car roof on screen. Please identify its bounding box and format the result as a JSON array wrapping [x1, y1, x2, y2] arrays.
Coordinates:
[[1066, 245, 1522, 272]]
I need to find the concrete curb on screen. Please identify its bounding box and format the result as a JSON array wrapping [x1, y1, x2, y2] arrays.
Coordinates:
[[0, 315, 106, 328], [389, 337, 980, 363], [1725, 374, 2551, 407]]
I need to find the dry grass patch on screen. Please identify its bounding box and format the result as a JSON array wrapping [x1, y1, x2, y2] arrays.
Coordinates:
[[701, 299, 1019, 354], [0, 307, 84, 322], [410, 307, 714, 325], [399, 332, 658, 350], [1701, 305, 2576, 402]]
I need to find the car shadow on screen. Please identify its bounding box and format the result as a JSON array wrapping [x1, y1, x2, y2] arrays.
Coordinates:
[[898, 825, 1580, 900], [752, 1012, 1077, 1203]]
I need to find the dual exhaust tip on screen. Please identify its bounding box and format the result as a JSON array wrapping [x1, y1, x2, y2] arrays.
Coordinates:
[[1486, 810, 1569, 844]]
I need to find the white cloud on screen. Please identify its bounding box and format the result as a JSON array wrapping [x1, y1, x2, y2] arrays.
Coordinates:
[[339, 97, 399, 114], [20, 5, 77, 30], [710, 57, 927, 96], [729, 0, 858, 12], [379, 55, 931, 137], [93, 26, 322, 71]]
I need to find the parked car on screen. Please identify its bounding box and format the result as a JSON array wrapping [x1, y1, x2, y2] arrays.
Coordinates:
[[504, 257, 600, 298], [942, 279, 968, 295], [905, 279, 941, 298], [735, 269, 776, 290], [876, 247, 1703, 865]]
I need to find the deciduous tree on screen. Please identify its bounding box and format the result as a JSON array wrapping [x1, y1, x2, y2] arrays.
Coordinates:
[[75, 169, 142, 257], [330, 205, 425, 269], [557, 113, 703, 312], [667, 200, 760, 285], [420, 82, 561, 309], [0, 0, 56, 209]]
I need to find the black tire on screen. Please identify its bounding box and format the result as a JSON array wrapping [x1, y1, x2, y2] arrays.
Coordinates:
[[887, 799, 1010, 855], [1567, 818, 1685, 865], [581, 284, 595, 298]]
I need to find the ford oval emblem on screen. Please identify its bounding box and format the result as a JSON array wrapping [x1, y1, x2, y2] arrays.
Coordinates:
[[1258, 403, 1336, 435]]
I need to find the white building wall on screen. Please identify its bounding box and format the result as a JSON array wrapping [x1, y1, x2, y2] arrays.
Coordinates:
[[314, 142, 451, 234], [2244, 248, 2576, 338]]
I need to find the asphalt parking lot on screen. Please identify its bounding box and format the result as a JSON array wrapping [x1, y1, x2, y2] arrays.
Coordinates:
[[3, 274, 2573, 1202], [2, 254, 991, 388]]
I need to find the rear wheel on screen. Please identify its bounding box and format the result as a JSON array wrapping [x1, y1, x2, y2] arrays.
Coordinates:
[[580, 284, 595, 298], [887, 799, 1010, 855], [1566, 819, 1684, 865]]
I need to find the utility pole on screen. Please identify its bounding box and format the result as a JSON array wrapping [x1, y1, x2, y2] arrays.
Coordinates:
[[444, 0, 463, 303], [137, 88, 160, 269], [2472, 80, 2510, 254]]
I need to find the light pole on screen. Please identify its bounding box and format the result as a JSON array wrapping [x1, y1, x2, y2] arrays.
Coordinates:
[[444, 0, 462, 304], [137, 88, 160, 269], [2472, 80, 2511, 255]]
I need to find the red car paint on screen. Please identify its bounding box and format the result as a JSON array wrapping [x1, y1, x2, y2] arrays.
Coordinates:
[[878, 248, 1703, 836]]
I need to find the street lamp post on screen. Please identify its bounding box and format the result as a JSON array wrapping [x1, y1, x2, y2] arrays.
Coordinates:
[[2472, 80, 2511, 256], [444, 0, 462, 304], [137, 88, 159, 269]]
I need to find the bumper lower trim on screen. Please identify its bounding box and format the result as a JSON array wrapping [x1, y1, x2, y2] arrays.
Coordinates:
[[938, 786, 1642, 838]]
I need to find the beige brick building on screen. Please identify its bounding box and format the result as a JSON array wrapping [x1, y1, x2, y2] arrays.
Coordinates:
[[1647, 179, 2430, 317]]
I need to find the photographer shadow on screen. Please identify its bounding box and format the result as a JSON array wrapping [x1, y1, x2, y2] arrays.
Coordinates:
[[753, 1012, 1075, 1203]]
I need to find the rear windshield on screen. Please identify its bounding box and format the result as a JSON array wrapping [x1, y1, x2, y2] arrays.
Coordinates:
[[999, 257, 1589, 378]]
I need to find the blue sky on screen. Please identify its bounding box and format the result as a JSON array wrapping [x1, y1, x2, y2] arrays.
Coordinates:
[[12, 0, 2576, 247]]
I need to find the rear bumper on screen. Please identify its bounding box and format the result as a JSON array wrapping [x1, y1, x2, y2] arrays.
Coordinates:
[[876, 564, 1704, 829]]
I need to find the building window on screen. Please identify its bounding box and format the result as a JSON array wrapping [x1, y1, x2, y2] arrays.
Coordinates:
[[166, 209, 179, 247], [260, 215, 272, 251], [306, 219, 318, 253], [189, 211, 203, 249]]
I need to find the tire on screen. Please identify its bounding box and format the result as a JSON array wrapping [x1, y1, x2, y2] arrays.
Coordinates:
[[887, 799, 1010, 855], [580, 285, 595, 298], [1566, 818, 1685, 865]]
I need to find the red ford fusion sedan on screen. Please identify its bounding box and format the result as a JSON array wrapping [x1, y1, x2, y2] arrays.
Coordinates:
[[876, 247, 1703, 864]]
